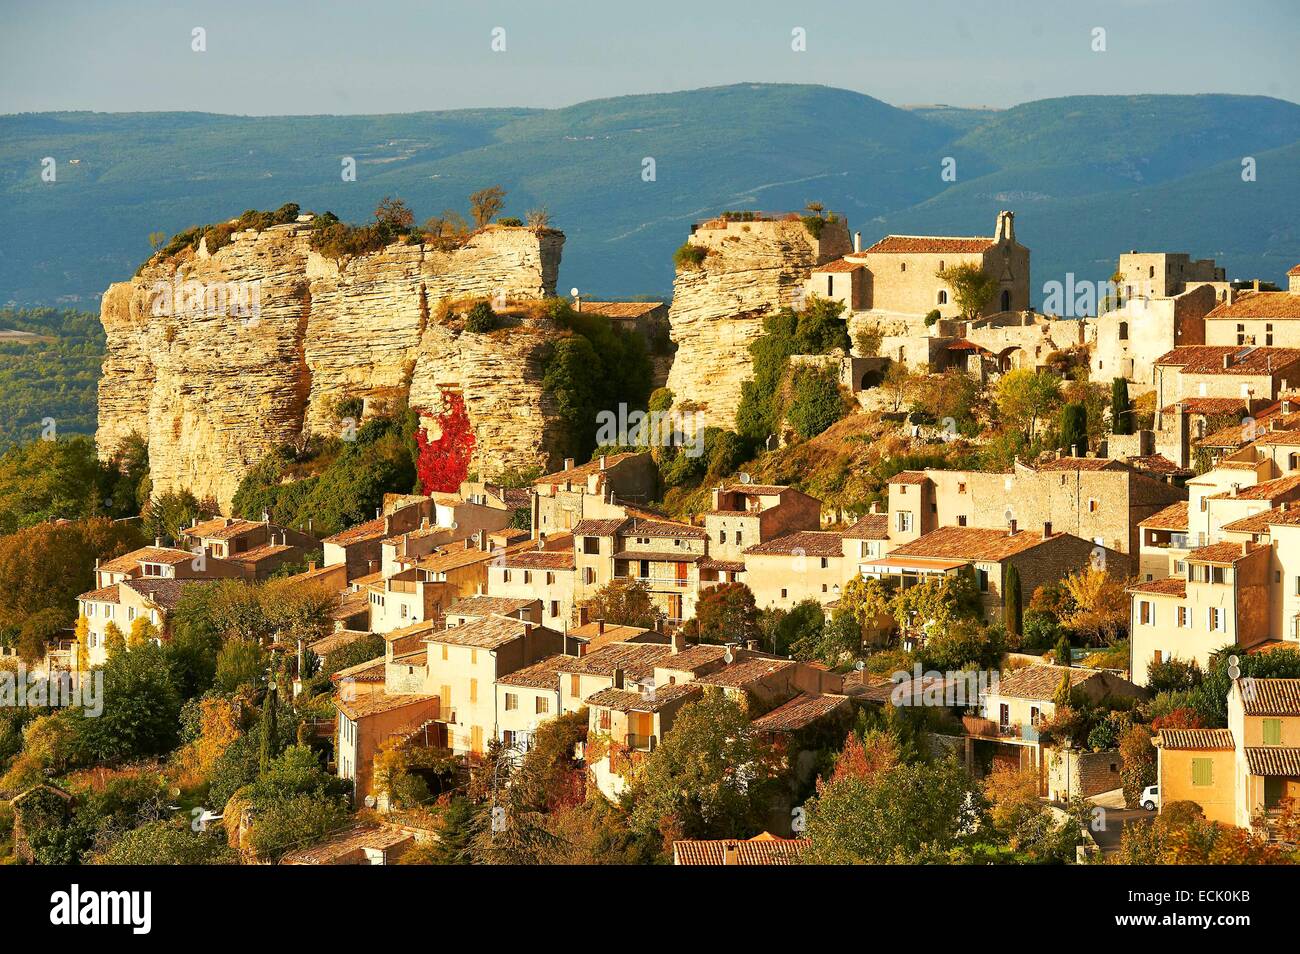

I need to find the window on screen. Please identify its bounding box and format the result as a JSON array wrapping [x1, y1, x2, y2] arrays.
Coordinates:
[[957, 515, 967, 526], [735, 530, 742, 547], [781, 588, 788, 599], [441, 645, 448, 661], [550, 600, 559, 618], [1263, 718, 1282, 745], [1208, 607, 1223, 631], [958, 482, 966, 494], [598, 709, 611, 731], [1118, 321, 1128, 341], [976, 568, 989, 592], [400, 604, 408, 619], [469, 678, 478, 704], [1210, 565, 1224, 584], [503, 570, 512, 583], [570, 675, 580, 697], [504, 693, 519, 711], [470, 649, 477, 664], [523, 570, 532, 584], [536, 697, 550, 715], [127, 606, 136, 622], [584, 568, 595, 585], [1153, 650, 1163, 666], [819, 557, 828, 569], [937, 290, 948, 305], [1177, 605, 1188, 628], [718, 530, 726, 544], [897, 512, 912, 533], [827, 275, 833, 295], [1087, 499, 1098, 513], [1191, 758, 1214, 787], [1139, 601, 1152, 625], [546, 572, 555, 585], [900, 262, 906, 272], [582, 537, 600, 555]]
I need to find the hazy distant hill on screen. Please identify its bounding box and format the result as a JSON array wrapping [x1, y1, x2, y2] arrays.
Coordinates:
[[1, 84, 1297, 306]]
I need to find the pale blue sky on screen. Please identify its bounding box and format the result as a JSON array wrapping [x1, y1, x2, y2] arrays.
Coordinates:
[[1, 0, 1297, 115]]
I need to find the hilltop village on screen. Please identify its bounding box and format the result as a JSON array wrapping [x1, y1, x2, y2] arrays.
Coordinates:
[[4, 197, 1300, 867]]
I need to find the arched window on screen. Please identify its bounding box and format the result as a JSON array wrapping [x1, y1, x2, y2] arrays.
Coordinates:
[[937, 290, 948, 305], [1000, 290, 1011, 311], [1119, 321, 1129, 341]]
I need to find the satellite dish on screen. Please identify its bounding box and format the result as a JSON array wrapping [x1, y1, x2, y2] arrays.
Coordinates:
[[854, 660, 865, 672], [169, 786, 181, 798], [570, 287, 580, 298], [364, 795, 376, 809], [739, 472, 752, 484], [450, 521, 459, 530]]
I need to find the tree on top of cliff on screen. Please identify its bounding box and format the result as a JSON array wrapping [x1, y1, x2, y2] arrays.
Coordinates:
[[469, 187, 507, 228], [374, 197, 415, 231], [415, 391, 476, 495]]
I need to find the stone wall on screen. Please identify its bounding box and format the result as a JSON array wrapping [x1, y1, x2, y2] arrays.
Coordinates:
[[98, 222, 565, 509]]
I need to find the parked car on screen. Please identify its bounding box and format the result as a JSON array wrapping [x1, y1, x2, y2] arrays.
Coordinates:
[[1140, 785, 1160, 811]]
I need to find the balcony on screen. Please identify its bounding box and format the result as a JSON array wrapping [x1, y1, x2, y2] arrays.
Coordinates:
[[626, 733, 657, 752], [962, 715, 1039, 742]]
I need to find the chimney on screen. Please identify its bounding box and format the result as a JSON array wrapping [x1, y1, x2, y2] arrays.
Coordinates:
[[191, 516, 197, 528], [523, 622, 533, 638], [307, 560, 317, 573], [577, 605, 589, 626], [155, 536, 162, 548], [852, 231, 861, 253], [564, 458, 575, 471], [869, 501, 879, 514], [746, 639, 759, 651], [1007, 519, 1017, 536], [671, 631, 687, 654], [599, 455, 607, 470], [612, 667, 625, 689], [1043, 521, 1052, 538], [1226, 287, 1237, 306], [576, 642, 587, 657], [596, 618, 605, 635], [367, 559, 376, 574], [1242, 541, 1251, 556], [1223, 353, 1232, 370], [1253, 279, 1261, 292], [722, 842, 740, 866]]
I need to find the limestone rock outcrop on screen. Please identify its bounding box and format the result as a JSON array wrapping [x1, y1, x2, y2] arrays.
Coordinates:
[[97, 221, 564, 509], [665, 216, 851, 428]]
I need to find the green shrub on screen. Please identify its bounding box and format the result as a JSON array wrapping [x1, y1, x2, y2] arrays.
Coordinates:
[[786, 365, 846, 439], [464, 301, 498, 333], [673, 243, 708, 270]]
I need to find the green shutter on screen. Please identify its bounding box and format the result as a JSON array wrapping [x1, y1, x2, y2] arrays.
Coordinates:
[[1191, 758, 1213, 786], [1263, 719, 1282, 746]]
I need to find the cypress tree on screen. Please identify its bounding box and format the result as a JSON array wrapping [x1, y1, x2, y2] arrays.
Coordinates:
[[1111, 378, 1132, 435], [1003, 563, 1023, 637], [1060, 402, 1088, 456], [259, 678, 278, 775]]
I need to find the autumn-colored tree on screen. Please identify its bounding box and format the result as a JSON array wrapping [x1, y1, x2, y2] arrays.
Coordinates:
[[469, 186, 506, 228], [1061, 565, 1129, 644], [826, 730, 899, 787], [374, 196, 415, 231], [578, 578, 663, 630], [1118, 723, 1156, 808], [176, 696, 243, 790], [103, 620, 126, 657], [415, 391, 476, 495], [936, 262, 999, 318], [74, 615, 89, 672], [691, 582, 758, 645], [128, 615, 158, 649], [1110, 801, 1288, 864], [995, 368, 1062, 441]]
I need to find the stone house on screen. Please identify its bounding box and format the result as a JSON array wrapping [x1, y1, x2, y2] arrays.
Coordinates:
[[181, 516, 319, 581], [532, 452, 658, 534], [1154, 346, 1300, 415], [703, 483, 821, 563], [1204, 282, 1300, 349], [742, 530, 846, 611]]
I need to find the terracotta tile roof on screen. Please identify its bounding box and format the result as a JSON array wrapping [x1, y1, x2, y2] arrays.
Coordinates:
[[1158, 728, 1234, 750], [1139, 501, 1189, 531], [1128, 577, 1187, 597], [413, 547, 493, 573], [721, 484, 790, 495], [699, 558, 746, 572], [578, 301, 663, 319], [812, 258, 864, 273], [533, 453, 640, 487], [500, 550, 575, 570], [122, 578, 193, 611], [557, 642, 672, 679], [1154, 345, 1300, 375], [672, 833, 808, 866], [860, 235, 994, 255], [1127, 454, 1190, 477], [1245, 427, 1300, 446], [187, 517, 264, 540], [1289, 265, 1300, 277], [843, 512, 889, 540], [887, 525, 1051, 563], [444, 595, 536, 618], [749, 693, 850, 733], [497, 654, 567, 689], [330, 656, 387, 683], [1160, 397, 1251, 417], [622, 519, 707, 540], [568, 621, 658, 648], [1037, 456, 1127, 472], [98, 546, 196, 572], [323, 517, 387, 547], [381, 619, 437, 643], [1243, 747, 1300, 776], [334, 690, 436, 721], [307, 629, 373, 657], [1209, 474, 1300, 501], [888, 470, 931, 485], [1186, 541, 1256, 564], [1220, 506, 1295, 533], [656, 643, 730, 674], [228, 542, 294, 565], [585, 682, 700, 712], [78, 584, 121, 603], [743, 531, 843, 558], [1205, 291, 1300, 321], [425, 615, 547, 651], [991, 664, 1101, 701], [571, 518, 630, 537], [1240, 678, 1300, 715], [282, 824, 413, 865], [694, 657, 796, 689]]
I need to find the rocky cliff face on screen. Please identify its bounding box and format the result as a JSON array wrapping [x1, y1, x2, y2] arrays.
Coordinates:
[[98, 221, 564, 509], [665, 216, 851, 428]]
